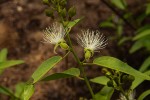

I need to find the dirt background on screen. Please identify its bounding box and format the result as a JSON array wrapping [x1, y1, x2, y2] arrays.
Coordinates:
[[0, 0, 149, 100]]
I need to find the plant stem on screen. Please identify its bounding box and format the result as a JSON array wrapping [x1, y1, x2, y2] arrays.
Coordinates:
[[66, 34, 95, 99]]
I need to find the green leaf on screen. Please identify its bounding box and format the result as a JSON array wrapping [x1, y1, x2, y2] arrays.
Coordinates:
[[42, 68, 80, 81], [67, 18, 82, 29], [15, 82, 26, 98], [0, 86, 15, 98], [0, 60, 24, 70], [130, 36, 150, 53], [68, 6, 76, 18], [31, 56, 62, 83], [0, 48, 7, 62], [131, 70, 150, 89], [146, 3, 150, 15], [138, 89, 150, 100], [99, 21, 115, 28], [95, 86, 114, 100], [136, 13, 147, 25], [93, 56, 150, 81], [90, 76, 109, 86], [136, 24, 150, 34], [133, 29, 150, 40], [118, 37, 131, 46], [0, 48, 8, 74], [139, 57, 150, 72], [22, 84, 34, 100], [111, 0, 127, 10], [116, 24, 123, 36]]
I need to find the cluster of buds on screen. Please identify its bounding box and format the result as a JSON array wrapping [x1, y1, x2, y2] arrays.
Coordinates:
[[43, 0, 76, 21], [43, 22, 107, 60], [101, 68, 135, 99], [104, 70, 135, 90]]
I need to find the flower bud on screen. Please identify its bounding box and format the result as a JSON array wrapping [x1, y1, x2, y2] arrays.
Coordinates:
[[60, 8, 67, 18], [101, 68, 109, 74], [60, 42, 69, 50], [107, 80, 114, 87], [60, 0, 67, 7], [68, 6, 76, 18], [84, 49, 93, 60], [114, 76, 119, 85], [45, 9, 54, 18], [42, 0, 50, 5], [128, 75, 135, 82]]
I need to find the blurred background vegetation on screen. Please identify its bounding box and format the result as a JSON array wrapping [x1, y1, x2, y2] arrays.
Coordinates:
[[0, 0, 150, 99]]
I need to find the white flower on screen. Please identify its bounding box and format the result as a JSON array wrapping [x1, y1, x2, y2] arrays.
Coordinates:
[[43, 22, 69, 53], [118, 91, 136, 100], [77, 29, 107, 52], [43, 22, 65, 44]]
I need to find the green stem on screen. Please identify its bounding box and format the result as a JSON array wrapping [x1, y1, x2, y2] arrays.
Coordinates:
[[66, 34, 95, 99]]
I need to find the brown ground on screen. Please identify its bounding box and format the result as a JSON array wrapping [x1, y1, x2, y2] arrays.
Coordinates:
[[0, 0, 149, 100]]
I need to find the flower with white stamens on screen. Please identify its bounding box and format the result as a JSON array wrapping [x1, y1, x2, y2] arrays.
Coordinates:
[[77, 29, 107, 60], [43, 22, 65, 44], [43, 22, 69, 53]]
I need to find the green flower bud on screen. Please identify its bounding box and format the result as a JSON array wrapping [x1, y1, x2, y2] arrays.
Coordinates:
[[60, 0, 67, 7], [128, 75, 135, 82], [60, 42, 69, 50], [68, 6, 76, 18], [107, 80, 114, 87], [105, 72, 113, 79], [122, 75, 128, 82], [60, 8, 67, 18], [85, 51, 91, 60], [45, 9, 54, 18], [114, 76, 119, 85], [42, 0, 50, 5], [101, 68, 109, 74], [84, 49, 92, 60]]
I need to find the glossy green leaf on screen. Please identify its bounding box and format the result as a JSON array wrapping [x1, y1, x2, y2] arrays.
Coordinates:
[[32, 56, 62, 83], [95, 86, 114, 100], [90, 76, 109, 86], [130, 36, 150, 53], [93, 56, 150, 81], [146, 3, 150, 15], [131, 70, 150, 89], [138, 89, 150, 100], [22, 84, 34, 100], [133, 29, 150, 40], [99, 21, 115, 28], [42, 68, 80, 81], [111, 0, 127, 10], [0, 48, 7, 62], [139, 57, 150, 72], [0, 60, 24, 70]]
